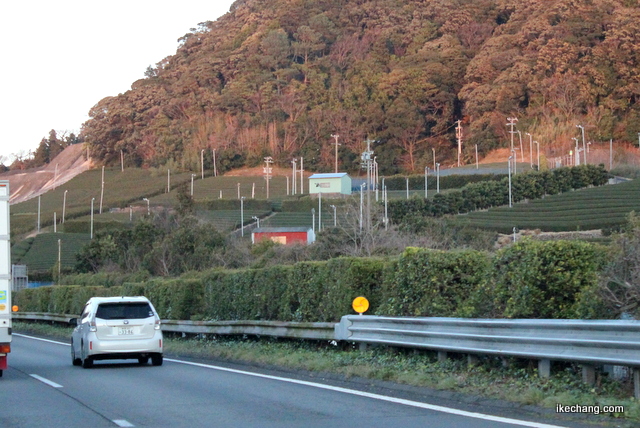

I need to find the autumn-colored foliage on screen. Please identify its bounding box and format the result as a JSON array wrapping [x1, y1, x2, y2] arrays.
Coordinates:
[[81, 0, 640, 175]]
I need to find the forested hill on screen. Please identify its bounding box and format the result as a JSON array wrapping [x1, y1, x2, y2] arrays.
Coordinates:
[[81, 0, 640, 175]]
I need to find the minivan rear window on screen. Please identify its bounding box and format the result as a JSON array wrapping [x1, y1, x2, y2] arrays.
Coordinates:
[[95, 302, 154, 320]]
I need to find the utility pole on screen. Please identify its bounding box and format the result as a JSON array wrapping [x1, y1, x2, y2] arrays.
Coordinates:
[[577, 125, 587, 165], [506, 117, 518, 152], [456, 120, 463, 167], [331, 134, 340, 173], [264, 157, 273, 199], [201, 149, 205, 179], [361, 139, 374, 231]]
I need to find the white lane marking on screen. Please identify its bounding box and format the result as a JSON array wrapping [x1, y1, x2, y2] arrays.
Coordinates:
[[30, 374, 63, 388], [113, 420, 135, 427], [165, 358, 567, 428], [15, 333, 70, 346], [15, 334, 565, 428]]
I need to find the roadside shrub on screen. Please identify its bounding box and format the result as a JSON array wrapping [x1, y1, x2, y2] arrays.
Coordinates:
[[377, 247, 491, 317], [491, 239, 603, 319]]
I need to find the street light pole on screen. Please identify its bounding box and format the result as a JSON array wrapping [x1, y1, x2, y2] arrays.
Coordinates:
[[191, 174, 196, 196], [475, 144, 478, 169], [384, 186, 388, 230], [318, 191, 322, 232], [359, 183, 365, 232], [436, 163, 440, 193], [143, 198, 150, 215], [212, 149, 217, 177], [534, 141, 540, 170], [99, 166, 105, 214], [432, 148, 436, 171], [508, 156, 513, 208], [525, 132, 533, 167], [252, 216, 260, 228], [90, 198, 95, 239], [511, 149, 517, 175], [201, 149, 205, 179], [517, 130, 524, 168], [291, 159, 297, 195], [330, 205, 336, 227], [240, 197, 246, 237], [62, 190, 68, 224], [424, 166, 428, 199], [299, 157, 304, 194]]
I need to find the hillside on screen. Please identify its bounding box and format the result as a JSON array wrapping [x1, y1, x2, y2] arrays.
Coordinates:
[[0, 144, 91, 204], [80, 0, 640, 176]]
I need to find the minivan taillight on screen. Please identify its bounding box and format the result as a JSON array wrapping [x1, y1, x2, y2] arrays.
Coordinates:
[[89, 319, 97, 332], [154, 317, 161, 330]]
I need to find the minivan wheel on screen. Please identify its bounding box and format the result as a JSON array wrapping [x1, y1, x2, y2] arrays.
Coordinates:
[[71, 339, 81, 366], [138, 356, 149, 365], [151, 354, 163, 366]]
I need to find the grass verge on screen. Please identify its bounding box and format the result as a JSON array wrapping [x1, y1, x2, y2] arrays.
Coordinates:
[[13, 321, 639, 425]]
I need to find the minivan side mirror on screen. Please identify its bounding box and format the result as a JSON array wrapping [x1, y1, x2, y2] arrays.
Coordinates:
[[68, 318, 78, 327]]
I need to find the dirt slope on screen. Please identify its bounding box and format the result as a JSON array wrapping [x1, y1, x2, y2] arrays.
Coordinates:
[[0, 144, 92, 204]]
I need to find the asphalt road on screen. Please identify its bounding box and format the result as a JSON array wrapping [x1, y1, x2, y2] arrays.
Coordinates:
[[0, 334, 610, 428]]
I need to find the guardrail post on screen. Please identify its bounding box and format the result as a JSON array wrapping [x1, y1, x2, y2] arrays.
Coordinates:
[[634, 369, 640, 399], [438, 351, 448, 362], [467, 354, 479, 367], [582, 365, 596, 385], [538, 359, 551, 378]]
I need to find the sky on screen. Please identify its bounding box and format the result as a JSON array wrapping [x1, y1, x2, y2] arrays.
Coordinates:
[[0, 0, 236, 164]]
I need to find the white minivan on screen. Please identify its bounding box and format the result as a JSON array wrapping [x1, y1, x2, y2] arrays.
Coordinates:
[[71, 296, 163, 368]]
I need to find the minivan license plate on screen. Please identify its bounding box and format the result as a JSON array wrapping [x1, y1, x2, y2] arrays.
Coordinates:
[[118, 327, 134, 335]]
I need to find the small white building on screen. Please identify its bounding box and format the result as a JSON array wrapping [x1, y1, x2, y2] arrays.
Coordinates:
[[308, 173, 352, 197]]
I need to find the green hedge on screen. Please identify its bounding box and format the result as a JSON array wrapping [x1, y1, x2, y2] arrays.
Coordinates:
[[383, 173, 506, 191], [14, 242, 607, 321], [196, 199, 272, 211], [388, 165, 609, 224], [377, 248, 491, 317], [491, 240, 604, 319]]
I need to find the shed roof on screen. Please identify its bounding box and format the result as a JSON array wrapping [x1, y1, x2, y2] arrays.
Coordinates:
[[308, 173, 349, 179], [253, 227, 313, 233]]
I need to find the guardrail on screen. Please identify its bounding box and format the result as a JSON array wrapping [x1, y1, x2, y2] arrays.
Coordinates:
[[336, 315, 640, 397], [12, 313, 335, 341], [161, 319, 334, 340], [15, 312, 640, 397]]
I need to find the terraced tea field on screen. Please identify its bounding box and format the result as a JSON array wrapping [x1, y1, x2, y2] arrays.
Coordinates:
[[459, 179, 640, 233]]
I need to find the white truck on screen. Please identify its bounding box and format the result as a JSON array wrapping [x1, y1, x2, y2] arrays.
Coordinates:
[[0, 181, 11, 377]]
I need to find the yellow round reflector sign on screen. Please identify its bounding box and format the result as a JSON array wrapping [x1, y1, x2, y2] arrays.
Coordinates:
[[12, 305, 19, 312], [352, 296, 369, 314]]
